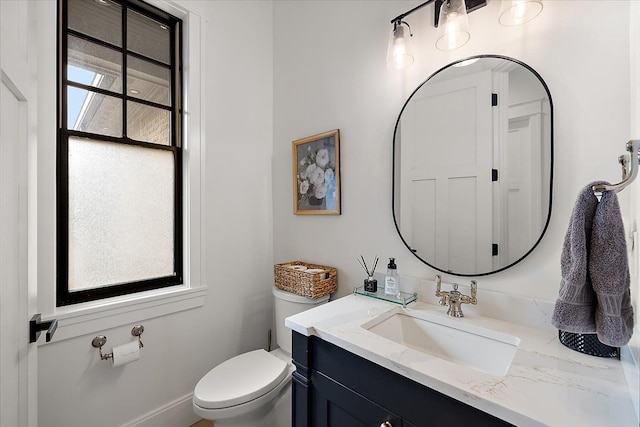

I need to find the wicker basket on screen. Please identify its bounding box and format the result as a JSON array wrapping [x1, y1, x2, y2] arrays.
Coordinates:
[[558, 330, 619, 358], [274, 261, 337, 299]]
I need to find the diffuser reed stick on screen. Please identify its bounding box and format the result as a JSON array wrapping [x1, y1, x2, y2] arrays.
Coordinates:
[[358, 255, 378, 277]]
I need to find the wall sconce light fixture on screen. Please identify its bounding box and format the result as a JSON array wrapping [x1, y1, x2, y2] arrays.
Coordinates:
[[387, 0, 543, 69], [387, 20, 415, 70], [435, 0, 471, 51]]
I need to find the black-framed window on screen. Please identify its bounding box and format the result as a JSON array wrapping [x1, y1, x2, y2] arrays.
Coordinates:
[[57, 0, 183, 306]]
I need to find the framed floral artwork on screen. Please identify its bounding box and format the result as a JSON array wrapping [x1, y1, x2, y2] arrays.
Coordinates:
[[293, 129, 341, 215]]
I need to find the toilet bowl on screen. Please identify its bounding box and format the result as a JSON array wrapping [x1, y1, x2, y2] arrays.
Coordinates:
[[193, 348, 294, 426], [193, 287, 330, 427]]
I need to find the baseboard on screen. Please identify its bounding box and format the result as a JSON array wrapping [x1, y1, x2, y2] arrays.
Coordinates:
[[122, 392, 200, 427]]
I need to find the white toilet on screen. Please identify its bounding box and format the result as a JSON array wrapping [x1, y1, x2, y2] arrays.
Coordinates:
[[193, 287, 330, 426]]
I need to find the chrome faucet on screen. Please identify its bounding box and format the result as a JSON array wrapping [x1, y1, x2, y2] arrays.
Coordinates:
[[435, 275, 477, 318]]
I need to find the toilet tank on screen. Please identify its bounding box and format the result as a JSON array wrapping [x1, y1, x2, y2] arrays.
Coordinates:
[[273, 286, 330, 354]]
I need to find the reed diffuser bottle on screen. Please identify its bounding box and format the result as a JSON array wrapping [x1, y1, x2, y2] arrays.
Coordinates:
[[358, 255, 379, 292]]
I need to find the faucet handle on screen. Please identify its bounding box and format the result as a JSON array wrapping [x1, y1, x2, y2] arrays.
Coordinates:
[[435, 275, 449, 305], [461, 280, 478, 305]]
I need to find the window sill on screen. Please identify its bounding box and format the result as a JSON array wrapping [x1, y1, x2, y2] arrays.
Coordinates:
[[40, 285, 207, 344]]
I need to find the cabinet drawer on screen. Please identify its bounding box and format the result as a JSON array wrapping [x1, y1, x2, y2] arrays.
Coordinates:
[[311, 370, 403, 427]]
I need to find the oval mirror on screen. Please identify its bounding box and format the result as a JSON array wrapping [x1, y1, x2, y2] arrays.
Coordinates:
[[392, 55, 553, 276]]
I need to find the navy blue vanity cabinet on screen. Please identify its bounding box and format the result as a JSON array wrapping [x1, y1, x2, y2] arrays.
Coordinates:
[[291, 331, 514, 427]]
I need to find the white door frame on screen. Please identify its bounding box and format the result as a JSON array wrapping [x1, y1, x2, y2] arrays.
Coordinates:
[[1, 1, 39, 425]]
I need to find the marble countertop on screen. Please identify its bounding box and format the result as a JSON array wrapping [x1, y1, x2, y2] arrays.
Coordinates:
[[285, 294, 637, 427]]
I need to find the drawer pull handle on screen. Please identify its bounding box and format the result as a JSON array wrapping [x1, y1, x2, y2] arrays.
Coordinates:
[[380, 422, 392, 427]]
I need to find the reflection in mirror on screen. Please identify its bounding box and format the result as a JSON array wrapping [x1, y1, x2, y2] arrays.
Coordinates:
[[393, 55, 553, 276]]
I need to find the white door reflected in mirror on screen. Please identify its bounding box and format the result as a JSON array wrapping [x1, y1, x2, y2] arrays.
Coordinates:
[[393, 55, 553, 276]]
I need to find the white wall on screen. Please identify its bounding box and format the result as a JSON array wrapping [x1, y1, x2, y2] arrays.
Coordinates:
[[273, 0, 634, 304], [36, 1, 274, 426], [29, 0, 639, 424]]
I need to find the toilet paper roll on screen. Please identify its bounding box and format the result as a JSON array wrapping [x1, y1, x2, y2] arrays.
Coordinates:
[[112, 341, 140, 367], [306, 268, 328, 279]]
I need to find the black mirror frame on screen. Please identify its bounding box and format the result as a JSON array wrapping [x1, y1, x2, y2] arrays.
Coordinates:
[[392, 54, 554, 277]]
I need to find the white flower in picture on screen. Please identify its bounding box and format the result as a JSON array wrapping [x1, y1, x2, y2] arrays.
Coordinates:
[[324, 168, 334, 182], [314, 183, 326, 199], [299, 180, 310, 195], [303, 163, 317, 180], [316, 148, 330, 168], [310, 167, 325, 187]]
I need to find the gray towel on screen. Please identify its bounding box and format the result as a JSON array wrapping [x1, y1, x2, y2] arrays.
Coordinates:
[[551, 183, 601, 333], [590, 189, 634, 346]]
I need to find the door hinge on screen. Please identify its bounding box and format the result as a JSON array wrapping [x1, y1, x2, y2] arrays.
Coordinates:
[[492, 244, 499, 256], [492, 169, 499, 182], [491, 93, 498, 106]]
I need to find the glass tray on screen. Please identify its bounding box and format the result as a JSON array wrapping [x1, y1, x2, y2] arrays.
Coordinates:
[[353, 286, 417, 307]]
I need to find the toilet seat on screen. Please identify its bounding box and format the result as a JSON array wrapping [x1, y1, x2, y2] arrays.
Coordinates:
[[194, 349, 289, 410]]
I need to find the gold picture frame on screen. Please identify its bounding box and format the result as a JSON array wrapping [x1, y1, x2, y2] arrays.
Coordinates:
[[292, 129, 341, 215]]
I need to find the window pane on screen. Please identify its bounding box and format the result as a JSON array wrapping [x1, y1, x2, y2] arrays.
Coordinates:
[[68, 137, 175, 291], [68, 35, 122, 93], [68, 87, 122, 137], [127, 101, 171, 145], [127, 56, 170, 106], [68, 0, 122, 47], [127, 9, 170, 65]]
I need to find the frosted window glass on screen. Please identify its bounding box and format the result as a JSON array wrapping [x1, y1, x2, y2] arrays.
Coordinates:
[[68, 137, 175, 291]]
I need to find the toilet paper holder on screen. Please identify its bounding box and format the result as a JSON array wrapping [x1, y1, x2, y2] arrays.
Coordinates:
[[91, 325, 145, 361]]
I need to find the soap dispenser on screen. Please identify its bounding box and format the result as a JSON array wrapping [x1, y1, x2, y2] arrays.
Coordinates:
[[384, 258, 399, 295]]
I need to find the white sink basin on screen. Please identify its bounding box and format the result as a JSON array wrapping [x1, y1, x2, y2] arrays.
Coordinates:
[[362, 308, 520, 376]]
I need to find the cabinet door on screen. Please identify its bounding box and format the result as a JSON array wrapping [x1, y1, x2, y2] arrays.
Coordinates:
[[311, 370, 402, 427]]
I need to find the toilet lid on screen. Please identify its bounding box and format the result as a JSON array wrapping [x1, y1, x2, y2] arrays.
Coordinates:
[[194, 349, 288, 409]]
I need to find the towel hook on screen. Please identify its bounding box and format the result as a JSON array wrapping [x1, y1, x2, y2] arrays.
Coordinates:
[[592, 140, 640, 195]]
